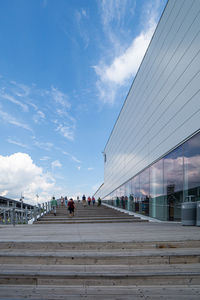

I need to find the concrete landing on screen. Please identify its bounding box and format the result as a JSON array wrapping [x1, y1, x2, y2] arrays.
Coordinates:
[[0, 222, 200, 242]]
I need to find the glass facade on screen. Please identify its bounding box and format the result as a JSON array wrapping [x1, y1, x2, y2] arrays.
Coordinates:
[[103, 131, 200, 221]]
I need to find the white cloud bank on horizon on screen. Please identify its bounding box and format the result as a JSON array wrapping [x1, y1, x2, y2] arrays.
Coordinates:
[[0, 153, 55, 204], [94, 2, 159, 104]]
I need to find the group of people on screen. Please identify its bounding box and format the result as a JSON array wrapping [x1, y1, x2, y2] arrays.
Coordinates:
[[51, 196, 75, 217], [81, 195, 101, 207], [51, 195, 102, 217]]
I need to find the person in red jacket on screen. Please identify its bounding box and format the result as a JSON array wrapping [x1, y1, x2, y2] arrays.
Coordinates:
[[87, 196, 91, 206], [67, 198, 75, 217], [92, 196, 95, 206]]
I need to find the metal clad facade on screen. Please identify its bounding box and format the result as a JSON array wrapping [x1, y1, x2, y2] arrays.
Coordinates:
[[96, 0, 200, 199]]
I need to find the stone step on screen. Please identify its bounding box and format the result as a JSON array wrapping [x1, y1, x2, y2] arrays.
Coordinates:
[[0, 267, 200, 286], [40, 216, 139, 220], [1, 285, 200, 300], [2, 262, 200, 272], [34, 219, 148, 224], [0, 249, 199, 265], [45, 213, 132, 217], [0, 240, 199, 250]]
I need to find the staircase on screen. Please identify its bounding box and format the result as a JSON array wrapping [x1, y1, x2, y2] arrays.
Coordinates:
[[34, 202, 148, 224], [0, 204, 200, 299]]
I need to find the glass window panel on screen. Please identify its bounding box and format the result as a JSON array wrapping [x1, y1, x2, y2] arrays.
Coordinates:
[[116, 188, 120, 207], [129, 178, 135, 212], [139, 169, 150, 216], [164, 145, 183, 221], [150, 159, 164, 219], [124, 182, 130, 210], [133, 175, 140, 212], [184, 132, 200, 202]]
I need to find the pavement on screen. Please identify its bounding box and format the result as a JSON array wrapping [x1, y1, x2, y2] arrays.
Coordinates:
[[0, 221, 200, 243]]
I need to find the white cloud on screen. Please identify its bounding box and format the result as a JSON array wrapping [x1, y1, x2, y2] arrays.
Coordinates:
[[7, 138, 29, 149], [88, 167, 94, 171], [77, 166, 81, 171], [33, 140, 54, 151], [0, 108, 32, 131], [51, 160, 62, 168], [10, 81, 30, 97], [0, 190, 8, 197], [95, 22, 155, 85], [94, 1, 160, 104], [0, 153, 55, 204], [56, 124, 74, 141], [40, 156, 50, 161], [81, 9, 87, 17], [33, 110, 46, 123], [0, 92, 29, 112], [63, 151, 81, 163], [101, 0, 134, 28], [74, 8, 90, 49], [51, 86, 71, 109]]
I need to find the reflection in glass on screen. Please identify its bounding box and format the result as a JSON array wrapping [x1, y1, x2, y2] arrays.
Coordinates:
[[184, 132, 200, 202], [103, 131, 200, 222], [164, 145, 183, 221], [140, 169, 150, 216], [125, 181, 131, 210], [134, 176, 140, 212], [150, 159, 164, 219]]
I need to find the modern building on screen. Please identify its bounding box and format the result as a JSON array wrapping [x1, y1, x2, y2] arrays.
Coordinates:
[[94, 0, 200, 221]]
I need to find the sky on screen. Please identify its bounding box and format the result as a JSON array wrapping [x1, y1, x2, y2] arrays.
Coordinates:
[[0, 0, 167, 205]]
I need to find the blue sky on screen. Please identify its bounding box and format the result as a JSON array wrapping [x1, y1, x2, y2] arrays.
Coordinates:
[[0, 0, 167, 204]]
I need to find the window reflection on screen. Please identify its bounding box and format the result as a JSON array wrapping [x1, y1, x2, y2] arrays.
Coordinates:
[[134, 176, 140, 212], [150, 159, 164, 219], [184, 132, 200, 202], [104, 131, 200, 222], [140, 169, 150, 216], [164, 146, 183, 221]]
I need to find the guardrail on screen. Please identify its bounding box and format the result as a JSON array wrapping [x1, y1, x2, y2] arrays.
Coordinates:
[[0, 201, 52, 225]]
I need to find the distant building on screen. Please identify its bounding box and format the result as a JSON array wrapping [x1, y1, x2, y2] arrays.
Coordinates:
[[94, 0, 200, 221]]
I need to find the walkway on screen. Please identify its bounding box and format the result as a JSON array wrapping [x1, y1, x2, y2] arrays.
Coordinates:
[[0, 203, 200, 299]]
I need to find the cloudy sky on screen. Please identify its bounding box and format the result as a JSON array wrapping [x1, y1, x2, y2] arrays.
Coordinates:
[[0, 0, 167, 204]]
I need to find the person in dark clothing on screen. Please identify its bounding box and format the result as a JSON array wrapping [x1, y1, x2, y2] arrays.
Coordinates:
[[68, 198, 75, 217], [87, 196, 91, 206], [97, 197, 101, 207], [92, 196, 95, 206]]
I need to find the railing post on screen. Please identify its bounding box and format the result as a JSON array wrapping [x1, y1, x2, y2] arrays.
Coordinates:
[[38, 204, 41, 218], [25, 206, 28, 224], [3, 210, 7, 224], [15, 211, 18, 224], [11, 208, 15, 226], [34, 206, 37, 221], [21, 201, 23, 224], [8, 210, 11, 224]]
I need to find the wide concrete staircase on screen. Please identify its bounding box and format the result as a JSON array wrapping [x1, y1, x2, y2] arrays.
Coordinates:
[[0, 240, 200, 299], [0, 204, 200, 299], [34, 202, 148, 224]]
